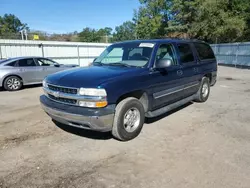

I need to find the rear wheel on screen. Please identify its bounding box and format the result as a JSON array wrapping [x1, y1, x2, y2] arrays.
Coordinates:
[[195, 77, 210, 102], [112, 97, 145, 141], [3, 76, 23, 91]]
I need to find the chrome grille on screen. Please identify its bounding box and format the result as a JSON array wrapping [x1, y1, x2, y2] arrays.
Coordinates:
[[48, 84, 77, 94], [48, 94, 77, 105]]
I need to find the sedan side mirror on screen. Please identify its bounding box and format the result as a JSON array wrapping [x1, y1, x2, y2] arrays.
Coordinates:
[[155, 58, 173, 69], [54, 64, 60, 67]]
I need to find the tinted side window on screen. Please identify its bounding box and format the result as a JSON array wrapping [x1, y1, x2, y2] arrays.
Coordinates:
[[5, 61, 17, 67], [17, 59, 36, 67], [194, 43, 215, 60], [177, 43, 195, 63]]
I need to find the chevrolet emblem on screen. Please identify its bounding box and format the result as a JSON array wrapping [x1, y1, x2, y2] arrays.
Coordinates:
[[51, 91, 60, 98]]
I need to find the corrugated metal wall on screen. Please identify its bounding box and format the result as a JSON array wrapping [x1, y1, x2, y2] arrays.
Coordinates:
[[211, 42, 250, 67], [1, 39, 249, 67], [0, 39, 110, 66]]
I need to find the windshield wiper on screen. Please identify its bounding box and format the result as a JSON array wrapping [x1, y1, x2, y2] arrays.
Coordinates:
[[93, 62, 104, 66], [108, 63, 136, 67]]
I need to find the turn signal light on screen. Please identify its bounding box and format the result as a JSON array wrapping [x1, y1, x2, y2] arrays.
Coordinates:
[[95, 101, 108, 108]]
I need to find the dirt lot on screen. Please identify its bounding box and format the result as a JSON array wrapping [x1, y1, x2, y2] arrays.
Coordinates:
[[0, 66, 250, 188]]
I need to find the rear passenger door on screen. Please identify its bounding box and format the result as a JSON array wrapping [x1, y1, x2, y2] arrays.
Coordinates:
[[175, 43, 200, 98], [16, 58, 43, 84]]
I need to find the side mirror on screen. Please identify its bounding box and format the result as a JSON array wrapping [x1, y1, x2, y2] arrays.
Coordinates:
[[155, 58, 172, 69], [54, 64, 60, 67]]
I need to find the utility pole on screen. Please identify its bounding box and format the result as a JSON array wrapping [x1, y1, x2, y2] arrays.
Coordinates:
[[24, 29, 28, 40], [20, 30, 24, 40], [105, 35, 108, 43]]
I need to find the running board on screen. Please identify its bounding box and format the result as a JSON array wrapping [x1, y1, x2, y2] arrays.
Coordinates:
[[145, 95, 195, 118]]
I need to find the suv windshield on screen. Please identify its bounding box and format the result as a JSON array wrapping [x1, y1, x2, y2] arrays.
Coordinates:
[[93, 42, 155, 67]]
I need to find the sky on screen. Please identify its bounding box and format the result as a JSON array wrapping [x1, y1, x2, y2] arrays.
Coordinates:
[[0, 0, 140, 33]]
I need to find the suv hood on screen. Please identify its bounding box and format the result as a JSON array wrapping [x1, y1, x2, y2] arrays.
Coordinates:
[[46, 65, 144, 88]]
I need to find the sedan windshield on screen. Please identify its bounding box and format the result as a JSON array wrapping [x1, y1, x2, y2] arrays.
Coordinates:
[[93, 42, 155, 67]]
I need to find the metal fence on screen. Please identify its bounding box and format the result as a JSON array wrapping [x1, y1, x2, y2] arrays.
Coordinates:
[[211, 42, 250, 67], [1, 39, 250, 67], [0, 39, 110, 66]]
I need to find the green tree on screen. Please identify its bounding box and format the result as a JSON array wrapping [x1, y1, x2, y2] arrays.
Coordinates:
[[78, 27, 113, 42], [97, 27, 113, 42], [167, 0, 199, 36], [189, 0, 246, 43], [78, 27, 100, 42], [134, 0, 170, 39], [230, 0, 250, 41], [97, 27, 112, 36], [0, 14, 28, 38], [112, 21, 136, 42], [133, 0, 249, 43]]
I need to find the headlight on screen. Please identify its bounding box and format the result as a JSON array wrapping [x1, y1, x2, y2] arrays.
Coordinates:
[[78, 88, 107, 108], [42, 79, 48, 88], [79, 88, 107, 97]]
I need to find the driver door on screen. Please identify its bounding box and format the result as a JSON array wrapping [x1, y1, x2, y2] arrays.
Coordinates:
[[150, 43, 185, 110]]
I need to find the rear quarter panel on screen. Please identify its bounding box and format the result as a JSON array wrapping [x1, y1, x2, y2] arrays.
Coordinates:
[[191, 43, 218, 82], [0, 67, 23, 87], [0, 66, 40, 86]]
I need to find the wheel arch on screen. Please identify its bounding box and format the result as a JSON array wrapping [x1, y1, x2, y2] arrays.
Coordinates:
[[204, 73, 212, 84], [2, 74, 23, 86], [116, 90, 149, 112]]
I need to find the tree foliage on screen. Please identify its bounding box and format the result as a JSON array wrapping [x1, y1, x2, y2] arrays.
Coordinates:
[[134, 0, 250, 43], [78, 27, 113, 42], [0, 14, 28, 36], [134, 0, 170, 39], [1, 1, 250, 43], [112, 21, 136, 42]]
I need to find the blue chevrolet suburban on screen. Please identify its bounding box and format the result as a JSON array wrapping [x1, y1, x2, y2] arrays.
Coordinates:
[[40, 39, 217, 141]]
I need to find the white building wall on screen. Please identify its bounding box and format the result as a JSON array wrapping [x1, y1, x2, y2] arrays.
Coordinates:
[[0, 39, 110, 66]]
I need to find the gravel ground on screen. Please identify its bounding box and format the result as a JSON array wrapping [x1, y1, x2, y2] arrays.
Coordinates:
[[0, 66, 250, 188]]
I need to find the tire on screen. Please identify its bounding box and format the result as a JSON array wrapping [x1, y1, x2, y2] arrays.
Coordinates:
[[112, 97, 145, 141], [3, 76, 23, 91], [194, 77, 210, 102]]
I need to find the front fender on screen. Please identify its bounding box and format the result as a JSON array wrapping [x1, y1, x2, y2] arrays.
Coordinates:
[[99, 70, 153, 105]]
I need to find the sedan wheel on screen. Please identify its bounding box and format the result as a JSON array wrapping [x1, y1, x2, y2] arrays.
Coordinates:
[[4, 76, 23, 91]]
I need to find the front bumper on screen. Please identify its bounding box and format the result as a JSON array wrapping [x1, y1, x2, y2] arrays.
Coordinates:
[[40, 95, 115, 132]]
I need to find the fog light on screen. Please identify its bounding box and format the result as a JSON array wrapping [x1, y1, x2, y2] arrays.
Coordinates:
[[79, 101, 108, 108], [79, 101, 96, 108]]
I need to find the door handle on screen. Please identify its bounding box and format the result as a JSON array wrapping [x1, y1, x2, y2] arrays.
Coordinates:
[[177, 70, 183, 76]]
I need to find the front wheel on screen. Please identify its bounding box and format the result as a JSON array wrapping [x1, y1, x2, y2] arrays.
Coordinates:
[[3, 76, 23, 91], [112, 97, 145, 141]]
